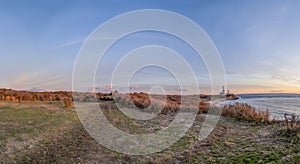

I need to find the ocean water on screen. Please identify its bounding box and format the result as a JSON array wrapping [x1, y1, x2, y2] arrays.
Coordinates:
[[222, 94, 300, 119]]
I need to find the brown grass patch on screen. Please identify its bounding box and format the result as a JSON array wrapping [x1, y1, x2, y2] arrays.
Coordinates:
[[222, 103, 270, 123]]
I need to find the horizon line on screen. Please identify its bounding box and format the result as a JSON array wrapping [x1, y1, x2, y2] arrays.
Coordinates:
[[1, 88, 300, 95]]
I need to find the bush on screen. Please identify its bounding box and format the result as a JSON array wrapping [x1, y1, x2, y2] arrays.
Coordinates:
[[283, 113, 300, 129], [222, 103, 270, 123], [198, 100, 210, 114], [275, 113, 300, 142], [61, 97, 73, 109]]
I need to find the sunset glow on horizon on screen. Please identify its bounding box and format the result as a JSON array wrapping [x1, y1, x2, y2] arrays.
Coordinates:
[[1, 0, 300, 94]]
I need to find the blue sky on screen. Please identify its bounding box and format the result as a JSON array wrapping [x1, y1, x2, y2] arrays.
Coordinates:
[[1, 0, 300, 93]]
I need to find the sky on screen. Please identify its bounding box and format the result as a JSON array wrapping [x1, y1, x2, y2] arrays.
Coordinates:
[[1, 0, 300, 94]]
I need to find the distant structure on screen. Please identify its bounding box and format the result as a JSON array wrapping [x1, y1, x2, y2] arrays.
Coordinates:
[[217, 86, 239, 100], [219, 86, 230, 96], [91, 86, 100, 93], [219, 86, 225, 95]]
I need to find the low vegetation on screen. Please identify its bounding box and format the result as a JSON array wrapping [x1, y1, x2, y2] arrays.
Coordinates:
[[274, 114, 300, 144], [1, 95, 300, 163], [61, 97, 73, 109], [222, 103, 270, 123], [114, 92, 210, 114]]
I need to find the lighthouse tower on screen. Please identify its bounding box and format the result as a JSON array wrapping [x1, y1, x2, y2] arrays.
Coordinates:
[[219, 86, 225, 95]]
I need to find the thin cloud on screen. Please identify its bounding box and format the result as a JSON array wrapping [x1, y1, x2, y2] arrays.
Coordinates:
[[270, 90, 284, 93], [50, 36, 116, 50], [12, 73, 68, 90], [51, 39, 84, 50]]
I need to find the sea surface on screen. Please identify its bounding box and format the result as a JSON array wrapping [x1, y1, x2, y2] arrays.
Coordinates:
[[222, 93, 300, 119]]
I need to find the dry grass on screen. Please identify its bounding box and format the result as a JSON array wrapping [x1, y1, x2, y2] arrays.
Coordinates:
[[222, 103, 270, 123], [0, 102, 77, 162], [1, 101, 300, 163], [129, 92, 151, 109], [61, 97, 73, 109], [274, 114, 300, 142], [198, 100, 210, 114], [114, 93, 209, 114]]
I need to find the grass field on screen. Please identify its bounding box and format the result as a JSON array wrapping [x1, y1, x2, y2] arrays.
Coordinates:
[[0, 101, 300, 163]]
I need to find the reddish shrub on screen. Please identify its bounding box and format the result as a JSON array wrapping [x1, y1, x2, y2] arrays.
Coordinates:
[[61, 97, 73, 109], [222, 103, 270, 123], [198, 100, 210, 114]]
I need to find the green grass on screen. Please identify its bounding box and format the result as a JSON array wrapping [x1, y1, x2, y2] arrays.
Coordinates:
[[0, 101, 79, 163], [0, 104, 77, 141], [1, 101, 300, 163]]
